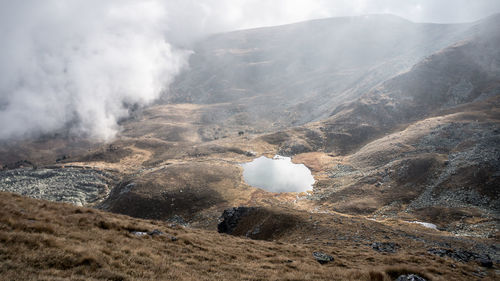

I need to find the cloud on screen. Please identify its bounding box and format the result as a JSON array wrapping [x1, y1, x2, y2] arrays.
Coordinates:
[[0, 0, 189, 140]]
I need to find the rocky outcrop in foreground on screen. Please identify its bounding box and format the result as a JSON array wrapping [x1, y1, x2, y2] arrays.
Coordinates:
[[218, 207, 257, 234], [217, 207, 304, 240]]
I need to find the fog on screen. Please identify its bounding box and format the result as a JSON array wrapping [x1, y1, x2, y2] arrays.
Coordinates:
[[0, 0, 189, 140], [0, 0, 499, 140]]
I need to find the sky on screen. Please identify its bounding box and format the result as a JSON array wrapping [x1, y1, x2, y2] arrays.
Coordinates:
[[164, 0, 500, 44], [0, 0, 499, 140]]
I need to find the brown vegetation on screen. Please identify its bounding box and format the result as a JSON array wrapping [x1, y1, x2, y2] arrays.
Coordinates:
[[1, 192, 497, 280]]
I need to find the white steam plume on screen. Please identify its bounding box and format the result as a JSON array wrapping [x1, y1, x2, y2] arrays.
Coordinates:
[[0, 0, 189, 140]]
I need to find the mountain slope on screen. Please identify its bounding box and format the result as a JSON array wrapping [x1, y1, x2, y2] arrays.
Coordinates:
[[165, 15, 476, 132], [265, 18, 500, 235]]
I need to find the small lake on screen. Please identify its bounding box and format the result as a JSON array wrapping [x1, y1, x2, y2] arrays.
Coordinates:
[[241, 155, 315, 193]]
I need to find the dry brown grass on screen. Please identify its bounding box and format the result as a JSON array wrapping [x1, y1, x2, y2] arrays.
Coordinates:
[[0, 192, 496, 280]]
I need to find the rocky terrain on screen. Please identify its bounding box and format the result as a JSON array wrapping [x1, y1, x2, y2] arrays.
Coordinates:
[[284, 25, 500, 237], [0, 167, 117, 206], [0, 14, 499, 280]]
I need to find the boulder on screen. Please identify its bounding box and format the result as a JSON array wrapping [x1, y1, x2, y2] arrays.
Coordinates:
[[147, 229, 164, 236], [130, 229, 172, 238], [478, 258, 493, 268], [312, 252, 334, 264], [395, 274, 427, 281]]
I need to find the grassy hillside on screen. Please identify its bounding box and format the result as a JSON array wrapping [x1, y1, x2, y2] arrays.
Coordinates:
[[0, 192, 497, 280]]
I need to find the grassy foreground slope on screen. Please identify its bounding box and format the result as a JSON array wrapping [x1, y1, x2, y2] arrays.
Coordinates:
[[0, 191, 497, 281]]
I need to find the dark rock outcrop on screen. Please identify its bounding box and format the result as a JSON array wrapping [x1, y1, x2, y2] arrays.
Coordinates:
[[370, 242, 400, 253], [217, 207, 304, 240], [427, 248, 493, 267], [217, 207, 257, 234]]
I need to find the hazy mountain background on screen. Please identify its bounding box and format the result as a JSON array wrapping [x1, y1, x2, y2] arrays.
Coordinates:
[[165, 14, 494, 132]]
